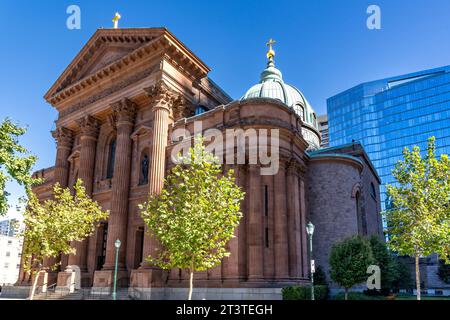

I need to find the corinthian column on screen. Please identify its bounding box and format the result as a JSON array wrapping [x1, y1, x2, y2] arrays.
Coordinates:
[[140, 81, 182, 268], [102, 99, 136, 270], [68, 115, 99, 271], [44, 127, 73, 280], [52, 127, 74, 187]]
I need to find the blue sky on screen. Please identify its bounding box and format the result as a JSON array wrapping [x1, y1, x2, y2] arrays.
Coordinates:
[[1, 0, 450, 218]]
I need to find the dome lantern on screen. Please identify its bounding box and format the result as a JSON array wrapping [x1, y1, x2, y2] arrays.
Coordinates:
[[240, 39, 321, 150]]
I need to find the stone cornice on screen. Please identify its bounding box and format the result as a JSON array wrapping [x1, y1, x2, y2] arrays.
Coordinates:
[[58, 63, 161, 119], [309, 154, 364, 172], [45, 29, 162, 100], [131, 125, 152, 141], [45, 28, 211, 106]]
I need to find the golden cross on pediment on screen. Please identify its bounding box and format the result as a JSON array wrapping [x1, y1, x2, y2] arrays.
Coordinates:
[[112, 12, 121, 29]]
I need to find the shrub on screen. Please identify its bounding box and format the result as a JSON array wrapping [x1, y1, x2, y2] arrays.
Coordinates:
[[332, 292, 385, 300], [438, 260, 450, 284], [312, 265, 328, 286], [391, 258, 414, 291], [368, 235, 397, 293], [329, 236, 374, 300], [282, 285, 329, 300]]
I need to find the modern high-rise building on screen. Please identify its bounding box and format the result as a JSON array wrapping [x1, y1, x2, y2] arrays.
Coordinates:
[[0, 235, 23, 286], [0, 219, 19, 237], [327, 65, 450, 209], [318, 114, 329, 148]]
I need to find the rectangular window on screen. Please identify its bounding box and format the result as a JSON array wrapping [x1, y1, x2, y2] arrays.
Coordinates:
[[264, 185, 269, 216], [6, 251, 10, 257], [4, 263, 9, 268]]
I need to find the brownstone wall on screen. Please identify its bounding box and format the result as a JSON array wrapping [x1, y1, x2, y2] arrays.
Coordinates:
[[306, 158, 361, 283]]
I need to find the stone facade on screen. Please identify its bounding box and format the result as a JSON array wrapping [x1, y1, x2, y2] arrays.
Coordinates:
[[16, 28, 383, 299], [307, 143, 383, 285]]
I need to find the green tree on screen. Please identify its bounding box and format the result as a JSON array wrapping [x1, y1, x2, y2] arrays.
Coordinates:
[[0, 119, 38, 215], [437, 259, 450, 284], [391, 258, 414, 292], [384, 137, 450, 300], [312, 265, 328, 286], [329, 236, 374, 300], [368, 235, 397, 294], [21, 179, 109, 299], [139, 137, 245, 300]]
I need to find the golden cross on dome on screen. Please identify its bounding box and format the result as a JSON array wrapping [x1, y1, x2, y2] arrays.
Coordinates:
[[266, 38, 276, 60], [112, 12, 121, 29]]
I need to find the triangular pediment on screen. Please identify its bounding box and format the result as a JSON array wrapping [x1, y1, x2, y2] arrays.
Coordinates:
[[45, 28, 212, 106], [45, 28, 166, 100], [75, 45, 140, 81]]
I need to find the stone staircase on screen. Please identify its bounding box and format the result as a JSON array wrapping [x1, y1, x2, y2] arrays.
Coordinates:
[[33, 288, 131, 300]]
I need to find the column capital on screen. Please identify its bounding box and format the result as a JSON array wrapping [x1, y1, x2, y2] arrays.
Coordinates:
[[144, 80, 183, 111], [111, 98, 137, 126], [76, 115, 100, 139], [51, 127, 73, 149]]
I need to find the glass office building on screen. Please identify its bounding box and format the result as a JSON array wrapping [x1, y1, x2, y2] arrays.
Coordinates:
[[327, 65, 450, 209]]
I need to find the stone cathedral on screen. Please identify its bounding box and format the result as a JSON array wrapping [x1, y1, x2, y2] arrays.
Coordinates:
[[17, 27, 383, 299]]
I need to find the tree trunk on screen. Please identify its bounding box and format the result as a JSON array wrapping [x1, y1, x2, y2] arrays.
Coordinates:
[[188, 269, 194, 300], [415, 254, 421, 301], [344, 288, 348, 300], [29, 270, 41, 300]]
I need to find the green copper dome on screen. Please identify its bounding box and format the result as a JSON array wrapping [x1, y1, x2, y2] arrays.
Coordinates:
[[241, 58, 318, 131], [240, 45, 321, 150]]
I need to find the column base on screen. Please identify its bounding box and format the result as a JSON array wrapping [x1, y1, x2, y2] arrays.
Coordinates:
[[130, 268, 167, 288], [45, 271, 58, 288], [56, 271, 76, 292], [36, 271, 58, 292], [56, 270, 92, 289], [93, 269, 129, 288]]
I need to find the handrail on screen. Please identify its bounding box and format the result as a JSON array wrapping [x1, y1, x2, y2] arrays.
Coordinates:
[[47, 283, 57, 291]]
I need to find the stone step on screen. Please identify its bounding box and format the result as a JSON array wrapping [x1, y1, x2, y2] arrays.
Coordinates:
[[33, 289, 131, 300]]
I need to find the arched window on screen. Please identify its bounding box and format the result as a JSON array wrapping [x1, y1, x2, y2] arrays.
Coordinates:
[[139, 154, 149, 185], [294, 104, 305, 121], [106, 138, 116, 179]]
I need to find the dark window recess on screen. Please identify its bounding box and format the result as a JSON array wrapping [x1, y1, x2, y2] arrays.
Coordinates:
[[195, 105, 208, 116], [264, 185, 269, 216], [96, 223, 108, 271], [139, 154, 149, 185], [265, 227, 269, 248], [106, 139, 116, 179]]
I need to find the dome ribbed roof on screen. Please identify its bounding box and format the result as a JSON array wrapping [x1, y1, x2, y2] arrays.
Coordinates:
[[241, 58, 318, 130]]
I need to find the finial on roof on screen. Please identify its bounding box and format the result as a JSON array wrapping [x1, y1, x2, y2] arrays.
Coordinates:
[[112, 12, 121, 29], [266, 38, 276, 65]]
